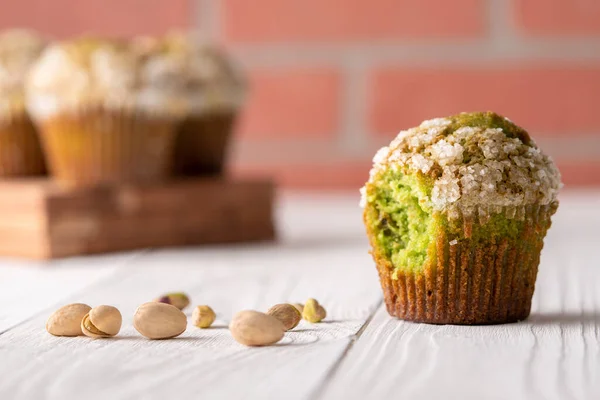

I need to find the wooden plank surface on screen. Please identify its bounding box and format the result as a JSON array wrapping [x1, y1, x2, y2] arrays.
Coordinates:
[[0, 246, 381, 400], [0, 191, 598, 400]]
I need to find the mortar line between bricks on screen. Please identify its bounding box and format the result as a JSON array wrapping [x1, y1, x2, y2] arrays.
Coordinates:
[[233, 135, 600, 166], [191, 0, 200, 32], [337, 61, 369, 155], [236, 134, 600, 153], [195, 0, 220, 40], [488, 0, 519, 44], [210, 0, 224, 40], [231, 41, 600, 68]]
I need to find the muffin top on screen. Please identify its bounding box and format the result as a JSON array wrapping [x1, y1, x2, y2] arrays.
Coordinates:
[[0, 29, 45, 114], [26, 37, 189, 120], [361, 112, 562, 220], [132, 32, 246, 115]]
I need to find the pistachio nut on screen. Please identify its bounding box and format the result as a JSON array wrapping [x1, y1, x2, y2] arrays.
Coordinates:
[[230, 310, 285, 346], [302, 298, 327, 323], [46, 303, 92, 336], [267, 304, 301, 331], [192, 305, 216, 329], [134, 302, 187, 339], [81, 305, 122, 338], [154, 292, 190, 310]]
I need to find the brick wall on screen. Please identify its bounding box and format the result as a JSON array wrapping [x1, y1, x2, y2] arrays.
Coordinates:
[[1, 0, 599, 189]]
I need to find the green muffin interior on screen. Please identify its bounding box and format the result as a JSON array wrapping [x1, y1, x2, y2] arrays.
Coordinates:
[[364, 171, 435, 272], [364, 169, 527, 274]]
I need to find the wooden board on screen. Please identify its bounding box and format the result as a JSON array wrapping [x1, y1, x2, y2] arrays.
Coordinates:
[[0, 178, 275, 259]]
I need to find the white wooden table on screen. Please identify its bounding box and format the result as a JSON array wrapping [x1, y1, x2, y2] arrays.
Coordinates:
[[0, 191, 599, 400]]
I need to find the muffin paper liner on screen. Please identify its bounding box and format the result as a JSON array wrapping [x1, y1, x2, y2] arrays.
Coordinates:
[[172, 112, 236, 176], [371, 204, 555, 325], [36, 107, 178, 186], [0, 112, 46, 177]]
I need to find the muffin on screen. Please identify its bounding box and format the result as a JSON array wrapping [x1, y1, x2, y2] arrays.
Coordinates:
[[0, 29, 46, 176], [135, 32, 246, 176], [26, 37, 187, 186], [361, 112, 561, 324]]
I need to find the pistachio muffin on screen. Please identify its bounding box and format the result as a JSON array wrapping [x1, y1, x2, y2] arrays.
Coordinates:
[[0, 29, 46, 176], [361, 112, 561, 324], [26, 37, 187, 186], [135, 32, 246, 176]]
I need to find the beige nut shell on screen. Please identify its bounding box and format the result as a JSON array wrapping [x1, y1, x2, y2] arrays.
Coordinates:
[[134, 302, 187, 339], [267, 304, 301, 331], [81, 305, 122, 338], [46, 303, 92, 336], [229, 310, 285, 347]]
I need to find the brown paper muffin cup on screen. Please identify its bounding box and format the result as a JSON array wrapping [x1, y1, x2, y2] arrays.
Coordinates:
[[172, 111, 236, 176], [36, 107, 178, 186], [0, 112, 46, 177], [369, 204, 556, 325]]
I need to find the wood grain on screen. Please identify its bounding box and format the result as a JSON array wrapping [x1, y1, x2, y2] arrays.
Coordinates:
[[0, 178, 275, 259]]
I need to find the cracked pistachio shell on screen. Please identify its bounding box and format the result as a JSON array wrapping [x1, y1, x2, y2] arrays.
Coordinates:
[[81, 305, 122, 338]]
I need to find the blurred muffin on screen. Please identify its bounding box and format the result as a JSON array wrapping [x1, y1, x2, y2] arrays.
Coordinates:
[[135, 32, 246, 176], [26, 37, 187, 186], [362, 112, 561, 324], [0, 29, 46, 176]]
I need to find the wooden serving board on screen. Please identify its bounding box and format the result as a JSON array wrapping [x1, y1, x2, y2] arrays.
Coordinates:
[[0, 178, 275, 259]]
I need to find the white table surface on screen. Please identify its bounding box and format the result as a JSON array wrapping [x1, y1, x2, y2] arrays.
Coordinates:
[[0, 190, 599, 400]]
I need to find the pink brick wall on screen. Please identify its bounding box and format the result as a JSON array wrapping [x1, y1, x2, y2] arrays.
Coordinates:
[[369, 66, 600, 136], [515, 0, 600, 35], [2, 0, 599, 189], [238, 68, 341, 139], [0, 0, 192, 37], [222, 0, 485, 42]]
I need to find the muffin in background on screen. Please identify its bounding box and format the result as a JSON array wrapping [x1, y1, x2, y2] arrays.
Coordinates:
[[0, 29, 46, 177], [135, 32, 246, 176], [26, 37, 187, 186], [361, 112, 561, 325]]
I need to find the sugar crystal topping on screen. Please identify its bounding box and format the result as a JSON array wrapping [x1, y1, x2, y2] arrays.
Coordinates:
[[361, 114, 562, 219]]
